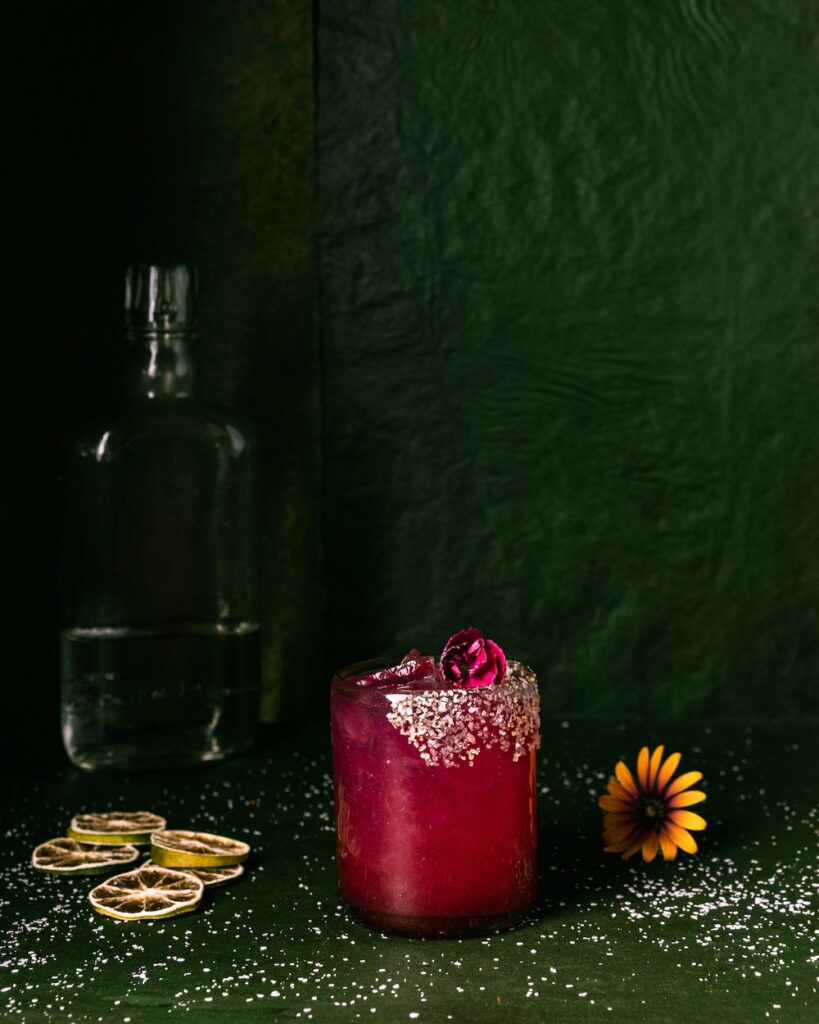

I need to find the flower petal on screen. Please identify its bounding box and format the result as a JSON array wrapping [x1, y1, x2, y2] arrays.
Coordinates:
[[599, 796, 634, 811], [603, 824, 640, 842], [648, 745, 665, 790], [665, 771, 703, 797], [641, 832, 660, 862], [614, 761, 639, 797], [656, 752, 681, 792], [621, 841, 644, 860], [606, 780, 634, 802], [604, 835, 637, 852], [658, 830, 678, 861], [667, 790, 707, 808], [604, 819, 643, 839], [440, 628, 506, 687], [604, 823, 643, 849], [603, 835, 632, 849], [602, 821, 636, 835], [664, 821, 698, 854], [636, 747, 650, 790], [602, 815, 637, 831], [668, 810, 707, 831], [604, 835, 637, 847]]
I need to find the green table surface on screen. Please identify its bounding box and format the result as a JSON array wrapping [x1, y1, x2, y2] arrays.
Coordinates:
[[2, 719, 816, 1024]]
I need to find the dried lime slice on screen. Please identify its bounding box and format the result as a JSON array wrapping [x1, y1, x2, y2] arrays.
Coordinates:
[[144, 859, 244, 887], [32, 838, 140, 876], [68, 811, 166, 846], [88, 865, 204, 921], [150, 829, 250, 868]]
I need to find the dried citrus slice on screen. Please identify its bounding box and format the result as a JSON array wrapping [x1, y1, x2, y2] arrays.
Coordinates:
[[150, 829, 250, 868], [88, 865, 204, 921], [144, 859, 244, 887], [32, 837, 140, 876], [68, 811, 166, 846]]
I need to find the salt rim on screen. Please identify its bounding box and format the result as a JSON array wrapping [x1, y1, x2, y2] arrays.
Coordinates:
[[385, 660, 540, 767]]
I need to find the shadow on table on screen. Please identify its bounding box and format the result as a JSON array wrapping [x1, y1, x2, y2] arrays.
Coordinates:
[[525, 793, 758, 927]]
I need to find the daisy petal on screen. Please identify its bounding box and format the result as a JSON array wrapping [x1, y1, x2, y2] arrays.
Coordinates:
[[648, 745, 665, 790], [606, 780, 633, 802], [603, 838, 632, 851], [603, 829, 636, 844], [605, 818, 643, 836], [658, 830, 677, 861], [602, 816, 635, 832], [665, 771, 703, 797], [603, 827, 640, 843], [604, 838, 636, 852], [603, 823, 636, 838], [599, 796, 634, 811], [615, 761, 639, 797], [602, 811, 635, 822], [636, 747, 650, 790], [603, 820, 643, 845], [603, 820, 639, 836], [641, 832, 660, 862], [664, 821, 698, 854], [603, 824, 641, 843], [656, 752, 681, 792], [668, 810, 707, 831], [622, 841, 644, 861], [668, 790, 707, 808]]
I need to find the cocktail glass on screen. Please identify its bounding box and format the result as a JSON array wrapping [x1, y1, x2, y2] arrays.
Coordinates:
[[330, 655, 539, 938]]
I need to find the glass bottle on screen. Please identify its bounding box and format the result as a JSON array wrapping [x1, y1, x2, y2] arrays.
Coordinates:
[[60, 264, 259, 770]]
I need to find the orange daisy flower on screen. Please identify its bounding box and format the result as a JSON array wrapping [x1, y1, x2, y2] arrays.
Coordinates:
[[599, 745, 707, 862]]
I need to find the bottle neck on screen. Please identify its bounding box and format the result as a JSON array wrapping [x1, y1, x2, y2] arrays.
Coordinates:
[[127, 330, 195, 399]]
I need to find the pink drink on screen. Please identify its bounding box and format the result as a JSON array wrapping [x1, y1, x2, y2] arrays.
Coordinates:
[[330, 657, 540, 937]]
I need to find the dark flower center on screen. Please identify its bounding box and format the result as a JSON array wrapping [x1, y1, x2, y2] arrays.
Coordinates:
[[641, 796, 665, 828]]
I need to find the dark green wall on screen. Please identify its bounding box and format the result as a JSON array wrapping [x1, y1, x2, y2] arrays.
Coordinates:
[[317, 1, 819, 717], [7, 1, 818, 769]]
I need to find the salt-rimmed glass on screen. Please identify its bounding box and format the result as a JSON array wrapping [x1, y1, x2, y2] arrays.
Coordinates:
[[330, 657, 540, 938]]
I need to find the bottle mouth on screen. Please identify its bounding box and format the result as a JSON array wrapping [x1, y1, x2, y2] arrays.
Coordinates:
[[125, 264, 197, 333]]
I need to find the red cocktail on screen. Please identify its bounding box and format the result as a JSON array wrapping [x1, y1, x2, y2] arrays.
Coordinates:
[[330, 649, 539, 937]]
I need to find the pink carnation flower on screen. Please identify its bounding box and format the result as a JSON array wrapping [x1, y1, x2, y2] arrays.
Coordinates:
[[440, 627, 507, 688]]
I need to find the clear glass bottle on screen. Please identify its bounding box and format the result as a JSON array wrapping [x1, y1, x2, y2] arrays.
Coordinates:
[[60, 264, 259, 770]]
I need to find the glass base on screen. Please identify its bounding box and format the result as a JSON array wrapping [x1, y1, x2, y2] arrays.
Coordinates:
[[346, 903, 533, 939]]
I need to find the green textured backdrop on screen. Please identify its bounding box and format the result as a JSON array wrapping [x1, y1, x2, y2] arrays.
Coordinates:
[[317, 0, 819, 717], [7, 1, 818, 769]]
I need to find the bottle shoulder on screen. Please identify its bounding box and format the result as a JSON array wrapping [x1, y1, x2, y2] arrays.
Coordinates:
[[66, 402, 256, 460]]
